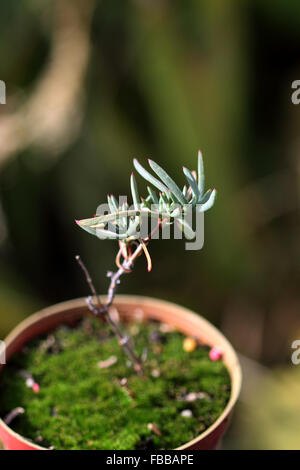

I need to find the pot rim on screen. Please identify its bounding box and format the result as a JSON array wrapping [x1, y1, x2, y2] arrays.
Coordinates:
[[0, 295, 242, 450]]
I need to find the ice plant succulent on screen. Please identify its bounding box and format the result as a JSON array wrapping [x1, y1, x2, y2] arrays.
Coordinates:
[[75, 151, 216, 375]]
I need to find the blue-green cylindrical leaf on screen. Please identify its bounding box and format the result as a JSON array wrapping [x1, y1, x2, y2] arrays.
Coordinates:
[[170, 207, 181, 218], [133, 159, 168, 193], [183, 166, 200, 200], [199, 189, 212, 204], [198, 189, 217, 212], [96, 228, 131, 240], [117, 202, 129, 231], [168, 189, 182, 205], [161, 192, 170, 206], [148, 159, 187, 205], [110, 195, 119, 211], [147, 186, 159, 205], [78, 210, 141, 228], [107, 195, 116, 214], [197, 150, 205, 197], [175, 219, 195, 240], [130, 173, 140, 210], [159, 194, 165, 213]]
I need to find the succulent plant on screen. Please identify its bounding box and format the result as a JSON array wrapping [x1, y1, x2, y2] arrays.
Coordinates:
[[75, 151, 217, 375], [76, 150, 216, 243]]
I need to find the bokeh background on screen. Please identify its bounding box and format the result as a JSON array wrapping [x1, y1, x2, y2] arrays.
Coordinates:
[[0, 0, 300, 449]]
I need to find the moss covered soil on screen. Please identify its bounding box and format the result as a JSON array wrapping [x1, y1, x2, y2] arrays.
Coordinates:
[[0, 317, 231, 450]]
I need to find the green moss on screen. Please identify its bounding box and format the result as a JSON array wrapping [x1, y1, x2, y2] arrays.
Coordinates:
[[0, 319, 231, 449]]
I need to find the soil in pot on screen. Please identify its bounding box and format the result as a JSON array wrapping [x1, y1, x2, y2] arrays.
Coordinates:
[[0, 317, 231, 450]]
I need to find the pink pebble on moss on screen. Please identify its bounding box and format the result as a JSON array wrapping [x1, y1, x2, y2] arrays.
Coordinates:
[[32, 383, 40, 393], [209, 347, 222, 361]]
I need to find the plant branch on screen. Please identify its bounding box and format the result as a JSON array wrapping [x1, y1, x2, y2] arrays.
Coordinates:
[[76, 223, 161, 378], [75, 255, 104, 310], [76, 248, 145, 377]]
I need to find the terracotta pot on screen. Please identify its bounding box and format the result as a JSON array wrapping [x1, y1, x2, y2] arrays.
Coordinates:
[[0, 296, 242, 450]]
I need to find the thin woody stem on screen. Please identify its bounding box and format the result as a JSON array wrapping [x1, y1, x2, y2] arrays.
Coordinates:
[[75, 255, 104, 311], [76, 246, 145, 377], [76, 223, 161, 378]]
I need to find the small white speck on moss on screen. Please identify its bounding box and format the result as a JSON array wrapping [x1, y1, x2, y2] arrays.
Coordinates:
[[181, 409, 193, 418]]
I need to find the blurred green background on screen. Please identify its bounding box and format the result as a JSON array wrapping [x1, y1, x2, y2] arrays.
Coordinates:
[[0, 0, 300, 449]]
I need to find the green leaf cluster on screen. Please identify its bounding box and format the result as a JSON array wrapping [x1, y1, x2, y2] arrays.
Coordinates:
[[76, 151, 216, 242]]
